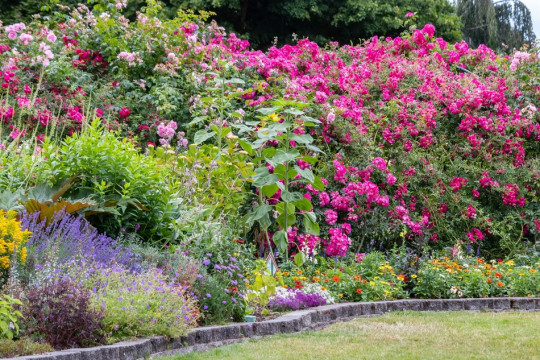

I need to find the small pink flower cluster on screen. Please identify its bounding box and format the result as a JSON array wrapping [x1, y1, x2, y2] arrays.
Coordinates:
[[157, 121, 177, 145], [117, 51, 143, 66], [501, 184, 525, 207], [325, 228, 351, 257], [5, 23, 26, 41], [510, 51, 530, 71]]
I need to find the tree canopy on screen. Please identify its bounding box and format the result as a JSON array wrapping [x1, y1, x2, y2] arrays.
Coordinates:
[[458, 0, 536, 51], [175, 0, 463, 48]]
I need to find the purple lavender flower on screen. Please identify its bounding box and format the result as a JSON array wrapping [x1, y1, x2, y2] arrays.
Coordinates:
[[21, 211, 136, 272]]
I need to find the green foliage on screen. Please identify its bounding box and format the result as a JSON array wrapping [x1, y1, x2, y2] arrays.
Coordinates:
[[87, 267, 198, 340], [245, 100, 324, 259], [245, 260, 279, 311], [180, 0, 463, 48], [0, 337, 53, 358], [458, 0, 536, 51], [41, 120, 172, 242], [413, 257, 540, 298], [0, 295, 23, 340]]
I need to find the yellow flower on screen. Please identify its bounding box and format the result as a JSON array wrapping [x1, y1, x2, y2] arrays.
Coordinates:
[[411, 274, 418, 279], [338, 294, 343, 298], [268, 113, 280, 122], [0, 256, 9, 269], [369, 281, 375, 286], [530, 269, 537, 274]]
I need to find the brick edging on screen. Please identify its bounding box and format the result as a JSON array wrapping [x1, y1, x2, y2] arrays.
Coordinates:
[[10, 297, 540, 360]]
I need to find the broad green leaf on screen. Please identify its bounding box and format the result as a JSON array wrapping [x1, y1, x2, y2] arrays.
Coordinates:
[[313, 176, 326, 191], [257, 106, 281, 115], [294, 197, 313, 211], [294, 251, 306, 267], [261, 184, 279, 197], [193, 130, 216, 144], [305, 144, 324, 153], [268, 150, 299, 166], [289, 134, 314, 144], [273, 230, 288, 254], [303, 212, 320, 235], [238, 139, 254, 155], [294, 166, 315, 182], [284, 108, 304, 116], [187, 116, 207, 126], [247, 204, 273, 222], [281, 191, 304, 203]]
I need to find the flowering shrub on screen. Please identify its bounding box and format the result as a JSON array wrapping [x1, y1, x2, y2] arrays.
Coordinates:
[[24, 279, 105, 349], [0, 210, 30, 284], [196, 254, 247, 325], [88, 265, 198, 340], [413, 257, 540, 298]]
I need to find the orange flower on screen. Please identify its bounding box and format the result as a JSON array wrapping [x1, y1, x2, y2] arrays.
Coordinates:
[[354, 275, 362, 281], [356, 288, 362, 294], [496, 281, 503, 287], [487, 278, 493, 283], [332, 275, 340, 283], [313, 276, 321, 282], [324, 278, 329, 283], [495, 272, 502, 278]]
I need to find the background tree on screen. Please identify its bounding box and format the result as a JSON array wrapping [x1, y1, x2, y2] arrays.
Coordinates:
[[457, 0, 536, 51], [175, 0, 463, 48], [0, 0, 463, 49]]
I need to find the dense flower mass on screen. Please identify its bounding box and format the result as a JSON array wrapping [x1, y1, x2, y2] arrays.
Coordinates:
[[0, 4, 539, 354]]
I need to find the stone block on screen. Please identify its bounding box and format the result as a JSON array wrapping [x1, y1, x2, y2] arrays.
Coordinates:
[[446, 299, 465, 311], [492, 298, 511, 311], [509, 297, 535, 310]]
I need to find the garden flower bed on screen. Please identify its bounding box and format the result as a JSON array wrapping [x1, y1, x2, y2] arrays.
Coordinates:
[[0, 0, 539, 357], [6, 297, 540, 360]]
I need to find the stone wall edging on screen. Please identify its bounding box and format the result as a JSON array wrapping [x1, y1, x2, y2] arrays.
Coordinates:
[[8, 297, 540, 360]]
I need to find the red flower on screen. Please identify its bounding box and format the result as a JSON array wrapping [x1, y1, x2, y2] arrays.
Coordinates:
[[118, 107, 130, 118], [356, 288, 362, 294]]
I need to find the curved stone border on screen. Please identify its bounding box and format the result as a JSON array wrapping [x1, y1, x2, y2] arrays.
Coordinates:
[[9, 297, 539, 360]]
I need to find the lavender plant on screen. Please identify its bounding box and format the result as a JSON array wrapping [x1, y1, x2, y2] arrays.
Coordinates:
[[19, 211, 135, 285]]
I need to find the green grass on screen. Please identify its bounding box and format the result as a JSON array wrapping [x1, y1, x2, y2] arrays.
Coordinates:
[[158, 311, 540, 360]]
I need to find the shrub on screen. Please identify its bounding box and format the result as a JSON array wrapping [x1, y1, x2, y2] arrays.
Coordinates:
[[0, 294, 23, 340], [87, 265, 199, 340], [195, 255, 247, 325], [24, 279, 105, 349], [41, 121, 172, 242], [0, 210, 31, 285]]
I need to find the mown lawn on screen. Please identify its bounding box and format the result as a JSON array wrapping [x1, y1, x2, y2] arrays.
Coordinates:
[[159, 311, 540, 360]]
